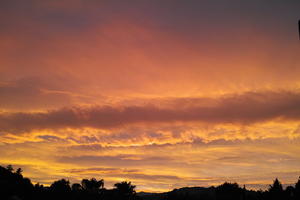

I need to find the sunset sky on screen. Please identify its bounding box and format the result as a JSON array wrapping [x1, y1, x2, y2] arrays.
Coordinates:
[[1, 0, 300, 192]]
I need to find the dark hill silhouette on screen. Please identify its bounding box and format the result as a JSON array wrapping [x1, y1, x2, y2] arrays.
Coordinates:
[[1, 165, 300, 200]]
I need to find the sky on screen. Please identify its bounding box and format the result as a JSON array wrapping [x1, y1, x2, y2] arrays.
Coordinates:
[[1, 0, 300, 192]]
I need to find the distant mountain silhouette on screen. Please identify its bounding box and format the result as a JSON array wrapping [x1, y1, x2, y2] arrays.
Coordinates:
[[1, 165, 300, 200]]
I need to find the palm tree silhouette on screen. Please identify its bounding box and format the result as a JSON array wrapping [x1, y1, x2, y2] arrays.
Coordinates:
[[81, 178, 104, 191], [114, 181, 136, 200]]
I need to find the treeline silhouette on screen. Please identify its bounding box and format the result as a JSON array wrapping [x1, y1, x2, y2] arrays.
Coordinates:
[[1, 165, 300, 200], [0, 165, 136, 200]]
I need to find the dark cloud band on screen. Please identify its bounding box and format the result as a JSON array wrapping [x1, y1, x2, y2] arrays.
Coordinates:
[[1, 91, 300, 133]]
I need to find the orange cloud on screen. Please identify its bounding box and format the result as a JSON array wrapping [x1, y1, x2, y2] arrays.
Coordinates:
[[1, 90, 300, 134]]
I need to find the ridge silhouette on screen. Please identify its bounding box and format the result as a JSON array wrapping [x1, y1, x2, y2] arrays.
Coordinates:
[[0, 165, 300, 200]]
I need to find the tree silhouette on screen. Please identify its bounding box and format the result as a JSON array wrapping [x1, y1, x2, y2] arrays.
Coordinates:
[[268, 178, 284, 200], [1, 164, 300, 200], [50, 179, 71, 193], [6, 164, 14, 172], [81, 178, 104, 191], [295, 176, 300, 200], [16, 168, 23, 175], [285, 186, 295, 200], [215, 182, 243, 200], [0, 165, 34, 200], [72, 183, 83, 191], [114, 181, 136, 200]]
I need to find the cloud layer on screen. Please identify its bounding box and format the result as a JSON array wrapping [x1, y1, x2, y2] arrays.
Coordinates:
[[1, 91, 300, 133]]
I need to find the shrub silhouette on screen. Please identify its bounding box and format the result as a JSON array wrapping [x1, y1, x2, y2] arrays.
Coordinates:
[[215, 182, 243, 200]]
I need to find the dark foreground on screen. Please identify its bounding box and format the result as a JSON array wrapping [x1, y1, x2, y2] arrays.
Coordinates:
[[0, 165, 299, 200]]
